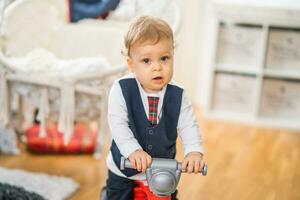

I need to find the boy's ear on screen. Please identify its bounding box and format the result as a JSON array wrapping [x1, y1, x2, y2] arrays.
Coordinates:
[[126, 56, 134, 72]]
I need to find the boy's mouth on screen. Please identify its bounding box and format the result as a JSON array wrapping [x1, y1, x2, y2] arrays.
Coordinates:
[[153, 76, 163, 80]]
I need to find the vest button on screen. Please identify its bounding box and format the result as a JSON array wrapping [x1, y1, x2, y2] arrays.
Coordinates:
[[149, 130, 154, 135], [148, 145, 152, 150]]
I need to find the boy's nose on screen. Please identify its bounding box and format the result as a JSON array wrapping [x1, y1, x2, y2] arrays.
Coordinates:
[[153, 63, 162, 71]]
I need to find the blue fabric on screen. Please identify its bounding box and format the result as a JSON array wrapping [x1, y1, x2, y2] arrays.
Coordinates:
[[110, 78, 183, 177], [105, 170, 134, 200], [69, 0, 120, 22]]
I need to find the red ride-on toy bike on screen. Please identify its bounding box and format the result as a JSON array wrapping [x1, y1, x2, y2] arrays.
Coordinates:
[[100, 157, 207, 200]]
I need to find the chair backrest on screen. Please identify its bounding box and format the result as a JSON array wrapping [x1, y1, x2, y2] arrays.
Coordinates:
[[48, 20, 127, 66], [1, 0, 65, 57], [1, 0, 181, 65], [1, 0, 126, 66]]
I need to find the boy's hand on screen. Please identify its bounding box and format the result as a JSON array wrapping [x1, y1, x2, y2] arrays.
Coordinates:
[[128, 149, 152, 172], [182, 152, 205, 174]]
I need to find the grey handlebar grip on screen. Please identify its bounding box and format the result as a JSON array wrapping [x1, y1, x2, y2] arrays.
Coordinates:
[[177, 162, 208, 176], [201, 163, 208, 176], [120, 157, 208, 176], [120, 157, 135, 170]]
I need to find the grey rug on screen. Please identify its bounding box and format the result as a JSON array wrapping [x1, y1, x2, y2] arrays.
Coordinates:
[[0, 167, 79, 200], [0, 182, 46, 200]]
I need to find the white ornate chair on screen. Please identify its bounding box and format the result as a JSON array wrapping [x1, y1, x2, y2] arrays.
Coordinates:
[[0, 0, 181, 156]]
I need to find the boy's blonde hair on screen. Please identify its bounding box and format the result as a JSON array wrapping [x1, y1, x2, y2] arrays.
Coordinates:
[[124, 16, 174, 56]]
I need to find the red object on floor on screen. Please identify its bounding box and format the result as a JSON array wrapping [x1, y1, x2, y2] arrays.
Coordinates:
[[133, 181, 171, 200], [26, 123, 96, 154]]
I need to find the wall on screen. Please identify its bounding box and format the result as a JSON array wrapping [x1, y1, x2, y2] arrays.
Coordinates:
[[173, 0, 214, 106]]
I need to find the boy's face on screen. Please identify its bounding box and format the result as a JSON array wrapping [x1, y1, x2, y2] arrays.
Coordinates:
[[127, 38, 174, 93]]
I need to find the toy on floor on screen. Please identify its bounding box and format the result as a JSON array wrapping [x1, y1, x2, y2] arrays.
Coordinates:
[[100, 157, 207, 200]]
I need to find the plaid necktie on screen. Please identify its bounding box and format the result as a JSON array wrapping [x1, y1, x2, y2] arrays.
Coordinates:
[[147, 96, 159, 125]]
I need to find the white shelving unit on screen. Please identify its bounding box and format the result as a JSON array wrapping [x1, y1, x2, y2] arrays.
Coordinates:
[[205, 2, 300, 130]]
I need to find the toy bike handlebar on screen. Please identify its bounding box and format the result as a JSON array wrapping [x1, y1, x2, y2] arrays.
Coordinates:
[[120, 157, 208, 176]]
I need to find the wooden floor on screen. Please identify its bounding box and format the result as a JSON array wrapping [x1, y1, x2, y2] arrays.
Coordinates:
[[1, 106, 300, 200]]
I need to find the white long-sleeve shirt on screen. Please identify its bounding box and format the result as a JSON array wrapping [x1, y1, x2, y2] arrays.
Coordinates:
[[106, 73, 204, 181]]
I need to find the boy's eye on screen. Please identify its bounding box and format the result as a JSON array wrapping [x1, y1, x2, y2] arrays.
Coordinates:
[[142, 58, 150, 64], [161, 56, 169, 61]]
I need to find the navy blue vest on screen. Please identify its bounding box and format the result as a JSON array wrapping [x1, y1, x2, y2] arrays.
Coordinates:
[[110, 78, 183, 177]]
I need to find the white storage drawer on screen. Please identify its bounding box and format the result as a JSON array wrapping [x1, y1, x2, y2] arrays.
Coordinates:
[[266, 28, 300, 71], [216, 23, 263, 69], [206, 4, 300, 130], [260, 78, 300, 118], [212, 72, 257, 113]]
